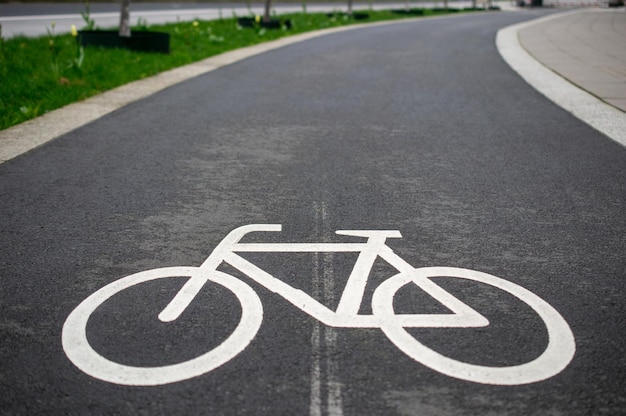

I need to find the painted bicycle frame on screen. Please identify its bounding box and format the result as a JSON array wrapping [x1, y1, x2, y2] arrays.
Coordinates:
[[63, 224, 576, 387]]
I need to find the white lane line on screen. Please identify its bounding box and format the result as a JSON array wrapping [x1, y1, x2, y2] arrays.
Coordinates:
[[310, 201, 325, 416], [310, 202, 344, 416], [322, 253, 344, 416], [310, 320, 322, 416], [496, 11, 626, 147]]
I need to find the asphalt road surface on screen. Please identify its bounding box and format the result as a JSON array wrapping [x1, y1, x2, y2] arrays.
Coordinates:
[[1, 10, 625, 416]]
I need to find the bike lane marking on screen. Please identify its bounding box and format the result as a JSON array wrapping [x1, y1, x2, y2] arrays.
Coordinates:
[[62, 224, 576, 387]]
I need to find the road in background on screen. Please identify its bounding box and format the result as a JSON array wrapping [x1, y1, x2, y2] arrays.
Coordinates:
[[0, 9, 624, 416]]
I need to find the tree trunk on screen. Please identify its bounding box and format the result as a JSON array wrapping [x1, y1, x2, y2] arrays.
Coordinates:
[[119, 0, 131, 38], [263, 0, 272, 23], [347, 0, 353, 15]]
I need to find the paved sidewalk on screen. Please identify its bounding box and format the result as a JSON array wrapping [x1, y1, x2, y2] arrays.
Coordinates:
[[518, 9, 626, 112]]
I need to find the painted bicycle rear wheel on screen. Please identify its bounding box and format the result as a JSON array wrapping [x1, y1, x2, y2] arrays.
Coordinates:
[[62, 267, 263, 386]]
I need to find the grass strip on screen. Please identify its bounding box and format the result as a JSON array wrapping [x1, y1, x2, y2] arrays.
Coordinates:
[[0, 8, 488, 131]]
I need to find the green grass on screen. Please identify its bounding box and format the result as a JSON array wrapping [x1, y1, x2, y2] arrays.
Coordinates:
[[0, 8, 489, 131]]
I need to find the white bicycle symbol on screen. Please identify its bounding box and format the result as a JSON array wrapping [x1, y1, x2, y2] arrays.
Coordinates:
[[62, 224, 575, 386]]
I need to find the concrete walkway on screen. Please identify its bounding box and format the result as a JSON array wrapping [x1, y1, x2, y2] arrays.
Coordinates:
[[497, 8, 626, 146], [518, 9, 626, 112]]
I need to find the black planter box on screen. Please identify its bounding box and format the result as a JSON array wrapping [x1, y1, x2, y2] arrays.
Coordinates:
[[237, 17, 292, 29], [352, 12, 370, 19], [78, 30, 170, 54], [326, 12, 370, 20], [391, 9, 425, 15]]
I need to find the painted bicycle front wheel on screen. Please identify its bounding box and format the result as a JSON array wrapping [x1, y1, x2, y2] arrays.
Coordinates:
[[372, 266, 575, 385]]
